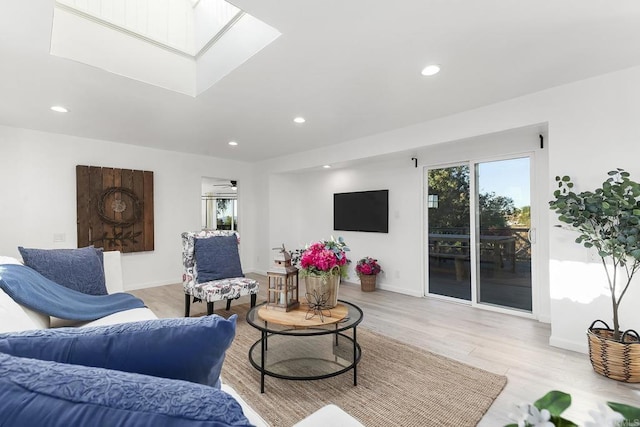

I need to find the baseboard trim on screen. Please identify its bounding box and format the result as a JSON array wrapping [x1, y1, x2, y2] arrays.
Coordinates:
[[124, 279, 178, 291], [377, 284, 423, 297], [549, 335, 588, 354], [537, 314, 552, 324], [245, 272, 423, 298], [346, 280, 423, 298]]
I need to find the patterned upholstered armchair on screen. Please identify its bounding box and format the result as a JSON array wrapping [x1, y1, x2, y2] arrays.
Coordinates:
[[181, 230, 259, 317]]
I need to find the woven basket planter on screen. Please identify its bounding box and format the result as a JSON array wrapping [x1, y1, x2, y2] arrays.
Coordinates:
[[359, 274, 377, 292], [587, 320, 640, 383]]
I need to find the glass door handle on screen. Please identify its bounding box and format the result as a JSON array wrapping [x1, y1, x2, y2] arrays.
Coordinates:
[[528, 228, 536, 244]]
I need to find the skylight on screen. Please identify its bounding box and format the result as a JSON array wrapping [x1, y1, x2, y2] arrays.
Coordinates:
[[50, 0, 281, 96]]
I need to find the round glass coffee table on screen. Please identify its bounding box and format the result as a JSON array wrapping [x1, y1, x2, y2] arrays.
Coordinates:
[[246, 300, 363, 393]]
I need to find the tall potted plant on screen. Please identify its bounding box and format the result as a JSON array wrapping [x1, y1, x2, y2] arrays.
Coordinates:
[[549, 168, 640, 382]]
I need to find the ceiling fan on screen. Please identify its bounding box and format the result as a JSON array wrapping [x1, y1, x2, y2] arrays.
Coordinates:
[[212, 180, 237, 190]]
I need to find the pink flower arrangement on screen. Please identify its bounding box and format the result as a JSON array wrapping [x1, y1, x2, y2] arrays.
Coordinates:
[[298, 236, 350, 277], [355, 257, 382, 276]]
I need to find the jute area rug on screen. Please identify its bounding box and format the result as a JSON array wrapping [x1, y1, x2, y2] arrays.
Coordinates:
[[217, 304, 507, 427]]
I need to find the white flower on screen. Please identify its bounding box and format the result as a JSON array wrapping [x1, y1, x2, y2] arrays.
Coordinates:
[[508, 403, 530, 427], [584, 402, 625, 427], [525, 405, 554, 427], [508, 403, 554, 427]]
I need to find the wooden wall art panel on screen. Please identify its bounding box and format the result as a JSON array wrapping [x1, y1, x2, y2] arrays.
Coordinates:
[[76, 165, 154, 253]]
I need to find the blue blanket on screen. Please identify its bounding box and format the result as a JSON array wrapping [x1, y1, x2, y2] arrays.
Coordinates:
[[0, 264, 146, 321]]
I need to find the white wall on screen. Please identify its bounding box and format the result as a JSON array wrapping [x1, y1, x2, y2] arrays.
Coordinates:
[[257, 65, 640, 353], [543, 70, 640, 352], [264, 127, 549, 308], [268, 158, 423, 296], [0, 125, 258, 290]]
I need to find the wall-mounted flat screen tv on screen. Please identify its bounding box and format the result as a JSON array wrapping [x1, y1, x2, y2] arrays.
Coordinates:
[[333, 190, 389, 233]]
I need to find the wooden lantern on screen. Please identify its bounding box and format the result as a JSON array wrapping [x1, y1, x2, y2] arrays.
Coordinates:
[[266, 245, 299, 311]]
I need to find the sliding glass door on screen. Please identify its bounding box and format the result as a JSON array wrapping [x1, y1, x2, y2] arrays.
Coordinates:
[[426, 157, 533, 312], [427, 165, 472, 301], [475, 158, 532, 311]]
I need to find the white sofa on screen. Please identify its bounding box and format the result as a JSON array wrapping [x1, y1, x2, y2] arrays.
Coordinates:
[[0, 251, 268, 427], [0, 251, 362, 427], [0, 251, 156, 331]]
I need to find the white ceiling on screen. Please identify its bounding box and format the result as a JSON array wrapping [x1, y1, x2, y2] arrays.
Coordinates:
[[2, 1, 640, 162]]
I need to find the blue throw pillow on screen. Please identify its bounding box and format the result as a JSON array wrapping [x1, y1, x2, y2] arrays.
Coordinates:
[[0, 353, 252, 427], [18, 246, 107, 295], [195, 235, 244, 283], [0, 314, 237, 388]]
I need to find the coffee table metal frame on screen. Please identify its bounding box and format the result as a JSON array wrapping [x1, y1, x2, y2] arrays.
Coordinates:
[[246, 300, 363, 393]]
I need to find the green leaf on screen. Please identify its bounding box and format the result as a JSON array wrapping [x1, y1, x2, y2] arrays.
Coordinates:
[[552, 417, 578, 427], [558, 215, 571, 223], [534, 390, 571, 416], [562, 176, 571, 182], [607, 402, 640, 421]]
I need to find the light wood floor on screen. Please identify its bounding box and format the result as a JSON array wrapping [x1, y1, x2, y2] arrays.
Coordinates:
[[131, 274, 640, 426]]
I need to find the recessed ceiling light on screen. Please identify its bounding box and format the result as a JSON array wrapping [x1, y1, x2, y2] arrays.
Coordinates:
[[50, 105, 68, 113], [228, 141, 238, 146], [421, 64, 441, 76], [323, 165, 331, 169], [293, 117, 306, 124]]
